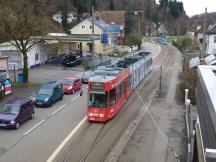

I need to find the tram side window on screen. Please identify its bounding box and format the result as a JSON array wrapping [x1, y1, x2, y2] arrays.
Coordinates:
[[109, 89, 116, 105], [117, 83, 125, 99]]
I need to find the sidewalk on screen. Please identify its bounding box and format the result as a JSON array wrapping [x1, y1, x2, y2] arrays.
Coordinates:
[[141, 42, 161, 59], [0, 85, 39, 107], [128, 42, 161, 59]]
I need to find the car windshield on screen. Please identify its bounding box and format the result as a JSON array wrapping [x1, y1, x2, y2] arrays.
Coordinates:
[[0, 104, 20, 115], [66, 56, 76, 61], [38, 88, 53, 95], [61, 79, 74, 86], [88, 92, 108, 108]]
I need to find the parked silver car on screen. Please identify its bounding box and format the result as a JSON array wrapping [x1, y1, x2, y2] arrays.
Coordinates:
[[81, 70, 95, 83]]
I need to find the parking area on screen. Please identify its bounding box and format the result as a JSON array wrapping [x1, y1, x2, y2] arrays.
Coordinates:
[[8, 63, 84, 84], [28, 64, 84, 84], [0, 63, 85, 107]]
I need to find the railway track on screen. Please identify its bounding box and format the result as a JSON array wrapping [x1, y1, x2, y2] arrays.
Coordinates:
[[58, 45, 176, 162]]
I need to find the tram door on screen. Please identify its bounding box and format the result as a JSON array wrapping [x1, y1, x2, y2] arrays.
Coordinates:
[[123, 79, 128, 101], [108, 88, 117, 118], [124, 78, 129, 98]]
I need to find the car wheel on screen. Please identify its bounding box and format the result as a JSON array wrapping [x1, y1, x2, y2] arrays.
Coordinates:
[[30, 112, 34, 119], [48, 102, 52, 107], [15, 122, 20, 129]]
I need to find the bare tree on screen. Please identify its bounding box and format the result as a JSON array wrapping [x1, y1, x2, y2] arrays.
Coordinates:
[[0, 0, 50, 83]]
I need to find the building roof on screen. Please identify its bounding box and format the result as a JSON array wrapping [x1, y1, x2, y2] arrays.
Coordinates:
[[0, 56, 9, 59], [206, 23, 216, 34], [197, 65, 216, 159], [86, 17, 118, 33], [198, 65, 216, 110], [95, 11, 125, 26]]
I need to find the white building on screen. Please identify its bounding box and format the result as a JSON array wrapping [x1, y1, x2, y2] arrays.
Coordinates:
[[0, 42, 57, 70], [206, 23, 216, 55], [52, 11, 77, 24]]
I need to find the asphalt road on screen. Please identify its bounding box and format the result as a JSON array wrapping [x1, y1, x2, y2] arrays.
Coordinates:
[[0, 70, 88, 162], [0, 42, 162, 162]]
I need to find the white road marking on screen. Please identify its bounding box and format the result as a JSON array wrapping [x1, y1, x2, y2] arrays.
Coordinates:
[[51, 104, 66, 115], [24, 95, 80, 137], [47, 116, 87, 162], [70, 95, 79, 102], [24, 120, 45, 135]]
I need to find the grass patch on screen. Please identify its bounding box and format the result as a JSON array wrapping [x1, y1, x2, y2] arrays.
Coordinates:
[[108, 49, 128, 58], [167, 36, 176, 44], [142, 37, 152, 43]]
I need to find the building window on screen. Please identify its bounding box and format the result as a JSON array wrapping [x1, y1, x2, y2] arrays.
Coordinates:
[[214, 36, 216, 43], [89, 26, 92, 29], [82, 25, 85, 29], [35, 53, 39, 61]]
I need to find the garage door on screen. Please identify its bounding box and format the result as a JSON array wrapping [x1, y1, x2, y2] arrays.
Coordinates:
[[1, 50, 22, 70]]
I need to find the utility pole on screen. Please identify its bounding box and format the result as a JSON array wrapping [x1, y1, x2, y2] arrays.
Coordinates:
[[187, 20, 190, 35], [138, 19, 141, 39], [159, 66, 163, 97], [91, 1, 95, 64], [177, 23, 180, 36], [139, 10, 144, 40], [201, 8, 207, 59]]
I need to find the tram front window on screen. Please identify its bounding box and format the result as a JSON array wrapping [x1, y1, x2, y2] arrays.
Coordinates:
[[88, 92, 108, 108]]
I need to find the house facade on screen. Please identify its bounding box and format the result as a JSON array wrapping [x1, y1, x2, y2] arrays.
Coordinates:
[[0, 42, 57, 70], [206, 23, 216, 55], [69, 18, 119, 55], [95, 11, 125, 44]]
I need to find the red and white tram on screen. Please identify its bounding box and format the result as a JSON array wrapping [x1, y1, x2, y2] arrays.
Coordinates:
[[87, 52, 152, 122]]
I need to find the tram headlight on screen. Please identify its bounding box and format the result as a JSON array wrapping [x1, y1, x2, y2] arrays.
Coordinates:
[[99, 114, 105, 117]]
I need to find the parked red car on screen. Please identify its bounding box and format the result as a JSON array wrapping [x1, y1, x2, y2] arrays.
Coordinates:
[[60, 77, 82, 94]]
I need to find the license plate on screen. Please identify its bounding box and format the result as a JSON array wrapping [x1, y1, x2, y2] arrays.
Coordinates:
[[0, 123, 6, 127], [37, 102, 42, 105]]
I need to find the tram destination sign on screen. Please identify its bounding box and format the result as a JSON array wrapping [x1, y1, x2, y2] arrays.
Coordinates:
[[90, 82, 104, 90]]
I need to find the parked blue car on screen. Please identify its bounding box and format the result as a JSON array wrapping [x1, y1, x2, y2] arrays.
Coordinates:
[[34, 82, 64, 107], [0, 97, 35, 129]]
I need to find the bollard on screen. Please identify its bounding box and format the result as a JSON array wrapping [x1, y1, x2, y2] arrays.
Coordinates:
[[185, 89, 189, 105]]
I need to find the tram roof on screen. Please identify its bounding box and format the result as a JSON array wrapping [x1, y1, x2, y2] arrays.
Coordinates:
[[89, 67, 124, 82], [89, 51, 151, 83]]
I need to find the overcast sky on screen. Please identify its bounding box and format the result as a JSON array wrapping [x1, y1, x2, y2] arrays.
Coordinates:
[[155, 0, 216, 17]]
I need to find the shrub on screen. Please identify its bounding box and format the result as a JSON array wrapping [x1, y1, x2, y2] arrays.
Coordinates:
[[179, 67, 197, 104]]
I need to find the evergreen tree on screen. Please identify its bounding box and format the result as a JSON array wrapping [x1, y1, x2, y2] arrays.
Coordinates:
[[91, 0, 97, 10], [159, 0, 168, 8], [109, 0, 115, 11], [168, 0, 184, 18], [125, 12, 137, 35], [77, 0, 88, 15]]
